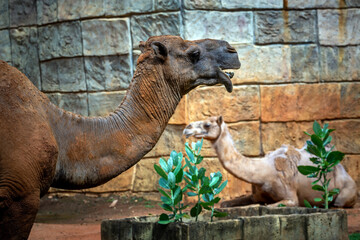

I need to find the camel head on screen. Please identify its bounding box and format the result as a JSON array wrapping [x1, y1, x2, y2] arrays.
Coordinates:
[[183, 116, 224, 140], [138, 35, 240, 94]]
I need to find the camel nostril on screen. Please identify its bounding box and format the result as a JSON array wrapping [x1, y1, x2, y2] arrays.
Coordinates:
[[226, 46, 237, 53], [185, 125, 192, 129]]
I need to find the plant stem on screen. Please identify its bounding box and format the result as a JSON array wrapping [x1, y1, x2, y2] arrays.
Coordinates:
[[323, 174, 329, 209], [211, 206, 214, 222]]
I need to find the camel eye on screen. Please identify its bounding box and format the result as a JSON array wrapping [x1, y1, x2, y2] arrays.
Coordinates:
[[204, 123, 211, 128], [188, 49, 200, 63]]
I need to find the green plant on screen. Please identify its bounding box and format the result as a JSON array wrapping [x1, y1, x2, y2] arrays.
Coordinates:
[[154, 139, 228, 224], [297, 121, 345, 209]]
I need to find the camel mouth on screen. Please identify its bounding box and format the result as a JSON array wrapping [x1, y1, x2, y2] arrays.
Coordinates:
[[218, 69, 234, 93], [183, 128, 205, 139]]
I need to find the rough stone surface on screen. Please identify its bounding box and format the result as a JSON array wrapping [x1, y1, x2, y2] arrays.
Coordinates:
[[261, 122, 313, 153], [342, 155, 360, 189], [38, 22, 82, 61], [243, 216, 281, 239], [0, 0, 9, 29], [222, 0, 282, 9], [10, 27, 40, 89], [37, 0, 57, 24], [320, 46, 360, 81], [0, 30, 11, 62], [188, 86, 260, 122], [168, 97, 187, 125], [133, 158, 159, 192], [47, 92, 88, 116], [346, 0, 360, 7], [41, 58, 86, 92], [290, 45, 319, 82], [319, 9, 360, 45], [105, 0, 152, 16], [85, 55, 132, 91], [255, 10, 316, 44], [131, 13, 180, 48], [58, 0, 106, 20], [278, 215, 307, 239], [328, 119, 360, 154], [155, 0, 180, 11], [88, 91, 126, 117], [306, 212, 348, 240], [184, 0, 221, 9], [340, 83, 360, 118], [287, 0, 339, 8], [232, 44, 291, 84], [184, 11, 253, 43], [9, 0, 37, 27], [82, 18, 130, 56], [261, 84, 341, 122]]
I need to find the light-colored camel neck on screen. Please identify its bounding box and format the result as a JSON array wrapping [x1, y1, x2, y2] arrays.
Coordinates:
[[212, 123, 265, 185], [49, 63, 181, 189]]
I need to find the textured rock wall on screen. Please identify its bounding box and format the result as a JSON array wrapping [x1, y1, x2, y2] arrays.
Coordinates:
[[1, 0, 359, 200]]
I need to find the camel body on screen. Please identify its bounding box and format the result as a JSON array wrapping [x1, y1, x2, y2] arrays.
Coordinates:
[[0, 36, 240, 239], [183, 116, 357, 208]]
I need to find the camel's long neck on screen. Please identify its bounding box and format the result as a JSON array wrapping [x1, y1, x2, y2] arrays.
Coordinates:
[[212, 124, 265, 185], [49, 63, 181, 189]]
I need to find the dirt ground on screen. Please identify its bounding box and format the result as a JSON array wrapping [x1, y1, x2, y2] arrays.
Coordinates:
[[29, 194, 360, 240]]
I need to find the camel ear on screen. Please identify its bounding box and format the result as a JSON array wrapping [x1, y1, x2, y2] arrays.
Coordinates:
[[217, 116, 223, 125], [139, 41, 146, 53], [151, 41, 168, 60]]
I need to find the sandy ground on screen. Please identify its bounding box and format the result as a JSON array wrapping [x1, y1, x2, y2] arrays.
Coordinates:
[[29, 194, 360, 240]]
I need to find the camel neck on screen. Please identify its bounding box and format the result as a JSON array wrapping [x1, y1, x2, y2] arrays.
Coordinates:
[[49, 63, 181, 189]]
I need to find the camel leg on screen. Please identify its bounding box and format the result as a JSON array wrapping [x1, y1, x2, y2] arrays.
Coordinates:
[[333, 184, 357, 208], [221, 195, 257, 207], [0, 190, 40, 240], [266, 199, 298, 208]]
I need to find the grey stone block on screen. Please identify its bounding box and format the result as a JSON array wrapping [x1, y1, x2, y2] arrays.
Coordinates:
[[243, 215, 281, 239], [184, 11, 253, 43], [346, 0, 360, 7], [82, 18, 130, 56], [47, 92, 88, 116], [255, 10, 316, 44], [10, 27, 40, 89], [41, 57, 86, 92], [131, 13, 180, 47], [132, 50, 141, 73], [278, 215, 306, 239], [38, 21, 82, 61], [37, 0, 58, 24], [0, 30, 11, 62], [88, 91, 126, 117], [205, 219, 243, 239], [320, 46, 359, 81], [155, 0, 180, 11], [184, 0, 221, 9], [58, 0, 106, 20], [319, 9, 360, 46], [0, 0, 9, 29], [9, 0, 37, 27], [306, 212, 348, 240], [105, 0, 152, 16], [290, 45, 319, 82], [287, 0, 339, 8], [222, 0, 282, 9], [85, 55, 132, 91]]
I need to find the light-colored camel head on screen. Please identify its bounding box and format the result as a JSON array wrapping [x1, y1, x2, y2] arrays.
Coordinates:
[[183, 116, 224, 141], [138, 35, 240, 94]]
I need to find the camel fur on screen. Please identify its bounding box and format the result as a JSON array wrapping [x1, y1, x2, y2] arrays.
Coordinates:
[[0, 35, 240, 239], [183, 116, 357, 208]]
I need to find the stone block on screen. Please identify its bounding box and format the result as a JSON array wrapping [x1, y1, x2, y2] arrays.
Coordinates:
[[168, 96, 187, 125], [85, 55, 132, 91], [133, 158, 159, 192], [205, 220, 243, 239], [82, 18, 130, 56], [340, 83, 360, 118], [37, 0, 57, 24], [222, 0, 282, 9], [261, 122, 314, 154], [255, 10, 316, 44], [231, 44, 291, 84], [342, 155, 360, 190], [131, 13, 180, 47], [260, 84, 341, 122], [319, 9, 360, 46], [10, 27, 40, 89], [105, 0, 152, 16], [287, 0, 339, 8], [279, 215, 306, 239], [327, 120, 360, 154], [320, 46, 360, 81], [0, 30, 11, 62], [243, 215, 281, 239], [88, 166, 135, 192], [346, 0, 360, 7], [184, 11, 253, 43], [88, 91, 126, 117], [58, 0, 106, 20], [290, 45, 319, 82], [9, 0, 36, 27], [183, 0, 221, 9], [41, 58, 86, 92], [188, 86, 260, 122], [306, 212, 348, 240], [38, 22, 82, 61], [155, 0, 180, 11], [47, 92, 88, 116], [0, 0, 9, 29]]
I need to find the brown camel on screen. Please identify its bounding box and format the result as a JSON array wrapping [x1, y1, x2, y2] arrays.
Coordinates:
[[0, 35, 240, 239], [183, 116, 357, 208]]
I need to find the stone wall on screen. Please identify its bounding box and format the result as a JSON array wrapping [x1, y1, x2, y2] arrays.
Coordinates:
[[1, 0, 359, 201]]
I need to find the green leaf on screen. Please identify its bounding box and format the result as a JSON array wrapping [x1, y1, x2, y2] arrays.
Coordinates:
[[327, 151, 345, 164], [160, 203, 173, 212], [173, 186, 181, 200], [277, 203, 286, 207], [159, 178, 170, 189], [179, 204, 189, 211], [196, 138, 203, 154], [190, 204, 202, 217], [158, 188, 170, 199], [196, 156, 204, 165], [209, 176, 220, 187], [214, 180, 228, 195], [159, 213, 169, 221], [306, 144, 322, 158], [212, 197, 221, 204], [199, 185, 212, 194], [309, 157, 321, 164], [158, 219, 175, 225], [313, 121, 322, 137], [323, 135, 332, 147], [167, 157, 173, 170], [304, 199, 312, 208], [198, 168, 206, 180], [170, 151, 178, 165], [154, 164, 168, 180], [213, 211, 228, 218], [175, 168, 184, 183], [167, 172, 175, 189], [202, 193, 214, 202], [329, 188, 340, 195], [311, 134, 323, 149], [159, 158, 169, 173], [304, 131, 311, 136], [298, 165, 319, 175], [314, 198, 322, 202], [187, 192, 197, 197], [173, 159, 182, 176], [161, 196, 172, 205], [185, 144, 195, 163], [312, 184, 325, 192]]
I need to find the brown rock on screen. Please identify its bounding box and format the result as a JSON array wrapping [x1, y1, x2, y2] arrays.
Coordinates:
[[133, 158, 160, 192], [169, 96, 187, 125], [342, 155, 360, 191], [340, 83, 360, 118], [327, 120, 360, 154]]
